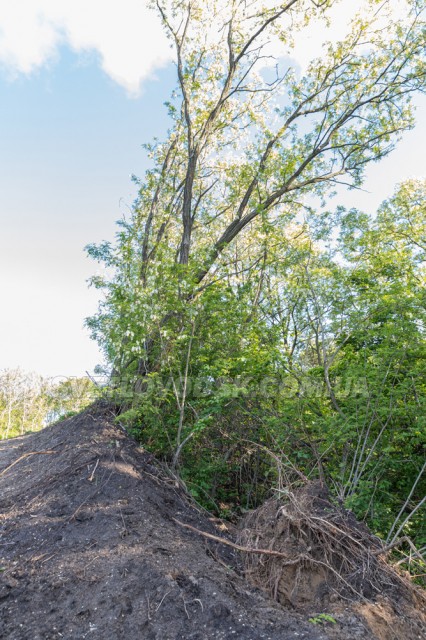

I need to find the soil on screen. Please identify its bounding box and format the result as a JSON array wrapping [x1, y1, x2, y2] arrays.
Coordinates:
[[238, 479, 426, 640], [0, 405, 424, 640]]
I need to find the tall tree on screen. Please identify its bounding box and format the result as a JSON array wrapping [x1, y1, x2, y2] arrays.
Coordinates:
[[87, 0, 426, 542], [88, 0, 425, 384]]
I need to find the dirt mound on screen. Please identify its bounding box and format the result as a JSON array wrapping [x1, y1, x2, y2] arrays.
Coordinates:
[[1, 407, 424, 640], [1, 406, 327, 640], [238, 482, 426, 640]]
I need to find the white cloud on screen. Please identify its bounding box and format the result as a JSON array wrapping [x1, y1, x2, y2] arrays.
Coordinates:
[[0, 0, 172, 94], [0, 0, 412, 94]]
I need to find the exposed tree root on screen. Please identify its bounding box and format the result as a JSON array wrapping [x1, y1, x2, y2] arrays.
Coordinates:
[[236, 481, 426, 613]]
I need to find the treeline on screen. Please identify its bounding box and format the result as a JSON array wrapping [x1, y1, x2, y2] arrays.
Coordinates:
[[0, 369, 97, 439]]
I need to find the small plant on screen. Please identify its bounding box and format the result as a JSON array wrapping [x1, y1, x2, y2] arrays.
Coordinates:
[[57, 410, 78, 422], [308, 613, 337, 626]]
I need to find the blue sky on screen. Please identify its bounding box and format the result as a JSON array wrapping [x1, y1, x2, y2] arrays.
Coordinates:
[[0, 48, 174, 378], [0, 1, 424, 379]]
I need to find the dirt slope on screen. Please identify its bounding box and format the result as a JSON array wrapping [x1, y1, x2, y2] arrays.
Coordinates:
[[0, 406, 329, 640], [0, 406, 423, 640]]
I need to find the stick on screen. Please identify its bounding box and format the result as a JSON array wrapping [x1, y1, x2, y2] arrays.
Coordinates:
[[0, 451, 55, 477], [173, 518, 296, 560], [173, 518, 366, 599], [88, 458, 99, 482], [373, 535, 423, 559]]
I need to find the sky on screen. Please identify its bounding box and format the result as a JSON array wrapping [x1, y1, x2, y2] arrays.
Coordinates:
[[0, 1, 424, 379]]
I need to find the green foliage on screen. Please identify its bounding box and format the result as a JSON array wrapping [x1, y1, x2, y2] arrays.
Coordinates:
[[87, 0, 426, 552], [0, 369, 51, 439], [0, 370, 98, 439], [309, 613, 337, 626], [47, 377, 98, 423], [99, 179, 426, 549]]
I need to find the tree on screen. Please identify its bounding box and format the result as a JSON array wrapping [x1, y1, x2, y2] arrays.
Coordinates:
[[88, 0, 425, 383], [46, 377, 98, 423], [256, 179, 426, 542], [0, 369, 48, 439], [0, 370, 98, 439], [87, 2, 425, 539]]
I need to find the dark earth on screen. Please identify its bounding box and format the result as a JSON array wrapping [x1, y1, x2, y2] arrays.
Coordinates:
[[0, 406, 424, 639]]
